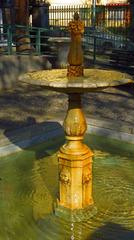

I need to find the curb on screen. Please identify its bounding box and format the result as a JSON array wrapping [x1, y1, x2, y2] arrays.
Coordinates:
[[0, 121, 64, 157], [0, 119, 133, 157], [87, 118, 134, 144]]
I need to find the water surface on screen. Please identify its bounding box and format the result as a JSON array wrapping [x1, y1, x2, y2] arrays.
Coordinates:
[[0, 135, 134, 240]]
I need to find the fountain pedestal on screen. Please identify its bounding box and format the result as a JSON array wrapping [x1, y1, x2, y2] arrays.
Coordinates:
[[55, 14, 94, 217], [55, 93, 97, 221], [58, 93, 93, 209]]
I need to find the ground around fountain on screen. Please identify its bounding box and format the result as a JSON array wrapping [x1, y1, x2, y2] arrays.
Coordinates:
[[0, 68, 133, 135]]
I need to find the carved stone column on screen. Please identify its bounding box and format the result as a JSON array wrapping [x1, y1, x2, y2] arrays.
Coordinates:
[[55, 93, 95, 221]]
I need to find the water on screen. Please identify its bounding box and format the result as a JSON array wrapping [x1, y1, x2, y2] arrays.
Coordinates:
[[0, 135, 134, 240]]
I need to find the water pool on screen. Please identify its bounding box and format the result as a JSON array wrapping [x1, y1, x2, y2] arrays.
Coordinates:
[[0, 135, 134, 240]]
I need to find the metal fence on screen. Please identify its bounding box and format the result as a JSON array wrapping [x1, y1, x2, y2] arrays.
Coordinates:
[[49, 5, 92, 28], [0, 3, 132, 67], [49, 4, 130, 36]]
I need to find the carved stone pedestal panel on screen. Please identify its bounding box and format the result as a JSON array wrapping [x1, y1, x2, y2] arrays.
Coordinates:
[[58, 144, 93, 210], [54, 93, 95, 220]]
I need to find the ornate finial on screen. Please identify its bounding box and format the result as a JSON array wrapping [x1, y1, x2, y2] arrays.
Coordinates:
[[67, 12, 84, 78]]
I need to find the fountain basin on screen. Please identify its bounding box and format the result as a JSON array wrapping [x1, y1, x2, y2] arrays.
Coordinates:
[[0, 133, 133, 239], [20, 69, 133, 93]]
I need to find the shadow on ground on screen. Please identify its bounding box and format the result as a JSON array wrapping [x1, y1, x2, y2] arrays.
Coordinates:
[[83, 82, 134, 125], [0, 83, 67, 132], [4, 118, 64, 158]]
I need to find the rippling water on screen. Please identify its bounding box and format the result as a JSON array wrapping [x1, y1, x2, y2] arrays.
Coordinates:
[[0, 135, 134, 240]]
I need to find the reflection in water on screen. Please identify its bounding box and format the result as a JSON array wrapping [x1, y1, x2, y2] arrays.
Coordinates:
[[70, 223, 75, 240], [0, 135, 134, 239], [32, 160, 53, 220]]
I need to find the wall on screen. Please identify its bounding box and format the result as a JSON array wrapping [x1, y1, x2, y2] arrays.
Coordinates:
[[0, 55, 52, 90]]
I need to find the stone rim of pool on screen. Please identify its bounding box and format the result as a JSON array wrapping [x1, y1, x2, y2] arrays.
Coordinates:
[[0, 118, 134, 157]]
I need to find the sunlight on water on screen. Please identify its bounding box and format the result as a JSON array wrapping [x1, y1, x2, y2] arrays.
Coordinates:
[[0, 135, 134, 240]]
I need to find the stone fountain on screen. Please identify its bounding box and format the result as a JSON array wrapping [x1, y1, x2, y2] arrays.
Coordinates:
[[20, 12, 133, 221]]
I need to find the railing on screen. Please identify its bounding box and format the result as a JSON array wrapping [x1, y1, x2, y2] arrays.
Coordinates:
[[83, 33, 127, 65], [0, 22, 132, 69], [0, 3, 131, 56], [0, 24, 50, 55]]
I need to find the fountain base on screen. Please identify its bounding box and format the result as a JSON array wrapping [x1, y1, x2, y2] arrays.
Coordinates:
[[58, 142, 94, 207], [54, 201, 97, 222], [55, 93, 95, 217]]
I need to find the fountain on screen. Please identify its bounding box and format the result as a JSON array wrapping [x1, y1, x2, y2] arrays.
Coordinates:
[[20, 12, 133, 222]]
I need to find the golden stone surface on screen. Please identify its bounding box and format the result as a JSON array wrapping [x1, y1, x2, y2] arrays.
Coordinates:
[[67, 65, 84, 77], [21, 69, 133, 93], [67, 11, 84, 77]]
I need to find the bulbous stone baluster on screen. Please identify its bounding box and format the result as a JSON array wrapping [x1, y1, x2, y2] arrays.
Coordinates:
[[64, 93, 86, 138]]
